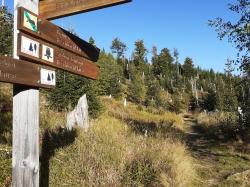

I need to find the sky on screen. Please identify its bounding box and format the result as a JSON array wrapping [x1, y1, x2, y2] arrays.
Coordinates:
[[6, 0, 239, 73]]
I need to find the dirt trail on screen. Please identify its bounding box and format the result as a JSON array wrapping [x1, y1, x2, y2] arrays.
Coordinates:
[[183, 114, 250, 187], [184, 115, 218, 159]]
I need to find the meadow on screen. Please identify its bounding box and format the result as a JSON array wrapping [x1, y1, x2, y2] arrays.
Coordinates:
[[1, 92, 249, 186]]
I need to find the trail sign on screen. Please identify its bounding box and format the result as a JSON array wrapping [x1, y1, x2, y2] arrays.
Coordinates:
[[20, 34, 40, 58], [17, 32, 99, 80], [42, 44, 54, 62], [39, 0, 132, 20], [40, 68, 56, 86], [10, 0, 132, 185], [0, 55, 55, 88], [18, 7, 100, 61]]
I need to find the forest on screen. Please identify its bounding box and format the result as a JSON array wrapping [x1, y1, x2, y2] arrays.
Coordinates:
[[0, 0, 249, 186]]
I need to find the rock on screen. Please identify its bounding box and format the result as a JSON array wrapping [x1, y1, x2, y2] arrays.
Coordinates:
[[226, 170, 250, 184], [66, 94, 89, 131]]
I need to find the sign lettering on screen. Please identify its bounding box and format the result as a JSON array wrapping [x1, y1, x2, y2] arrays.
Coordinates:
[[18, 7, 100, 61], [17, 33, 99, 80], [0, 55, 55, 88]]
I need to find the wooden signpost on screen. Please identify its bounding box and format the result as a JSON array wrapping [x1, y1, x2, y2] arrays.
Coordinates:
[[18, 7, 100, 61], [0, 55, 55, 88], [2, 0, 131, 186], [39, 0, 132, 20], [12, 1, 40, 186], [17, 32, 99, 79]]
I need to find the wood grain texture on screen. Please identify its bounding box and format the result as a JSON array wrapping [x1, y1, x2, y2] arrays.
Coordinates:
[[39, 0, 131, 20], [13, 0, 40, 186], [12, 86, 40, 187], [0, 55, 54, 88], [17, 32, 100, 80], [18, 7, 100, 61]]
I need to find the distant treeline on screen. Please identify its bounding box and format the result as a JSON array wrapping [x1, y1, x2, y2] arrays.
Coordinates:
[[0, 3, 249, 127], [48, 37, 243, 117]]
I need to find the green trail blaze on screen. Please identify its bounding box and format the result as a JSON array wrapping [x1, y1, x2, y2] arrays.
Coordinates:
[[24, 11, 38, 32]]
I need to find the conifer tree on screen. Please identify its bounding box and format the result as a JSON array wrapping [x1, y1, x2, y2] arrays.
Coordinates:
[[223, 59, 238, 112], [209, 0, 249, 126], [0, 6, 13, 56], [183, 57, 195, 79], [127, 65, 146, 104], [110, 37, 127, 61], [133, 40, 147, 71], [88, 36, 96, 46]]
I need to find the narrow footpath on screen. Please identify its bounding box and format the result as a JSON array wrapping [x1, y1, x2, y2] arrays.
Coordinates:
[[183, 114, 250, 187]]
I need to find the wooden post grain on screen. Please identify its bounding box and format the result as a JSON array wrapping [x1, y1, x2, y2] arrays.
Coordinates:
[[12, 0, 39, 186]]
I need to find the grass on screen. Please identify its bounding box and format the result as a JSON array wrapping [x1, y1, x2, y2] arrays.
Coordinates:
[[0, 84, 12, 186], [185, 112, 250, 187], [0, 145, 11, 186], [102, 97, 185, 136], [195, 112, 242, 141], [1, 92, 249, 187], [195, 146, 250, 187], [47, 113, 198, 187]]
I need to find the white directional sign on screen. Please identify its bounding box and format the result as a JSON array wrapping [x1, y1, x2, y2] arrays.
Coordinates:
[[42, 44, 54, 63], [40, 68, 56, 86], [20, 35, 40, 58]]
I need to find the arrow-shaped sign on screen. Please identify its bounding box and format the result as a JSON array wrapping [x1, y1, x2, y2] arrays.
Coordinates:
[[0, 55, 55, 88], [39, 0, 132, 20], [18, 7, 100, 62], [17, 32, 99, 80]]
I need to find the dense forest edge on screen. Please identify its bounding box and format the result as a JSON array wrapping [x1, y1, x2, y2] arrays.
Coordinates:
[[0, 0, 249, 186]]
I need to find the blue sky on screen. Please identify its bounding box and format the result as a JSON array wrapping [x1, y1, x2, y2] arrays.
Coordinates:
[[6, 0, 239, 73]]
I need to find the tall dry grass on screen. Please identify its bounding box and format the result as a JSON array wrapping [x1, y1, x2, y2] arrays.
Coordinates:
[[47, 113, 198, 187], [103, 97, 185, 132], [0, 93, 199, 186], [196, 112, 241, 140]]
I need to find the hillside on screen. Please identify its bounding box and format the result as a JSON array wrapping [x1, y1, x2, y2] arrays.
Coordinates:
[[0, 1, 249, 186], [1, 94, 250, 186]]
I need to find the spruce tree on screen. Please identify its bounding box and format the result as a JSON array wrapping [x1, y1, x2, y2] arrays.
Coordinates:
[[88, 36, 96, 46], [209, 0, 249, 126], [183, 57, 195, 79], [223, 59, 238, 112], [0, 6, 13, 56], [110, 37, 127, 61], [133, 40, 147, 71]]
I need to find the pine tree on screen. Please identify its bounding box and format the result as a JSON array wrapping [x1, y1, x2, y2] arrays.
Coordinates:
[[145, 79, 161, 107], [203, 89, 217, 111], [133, 40, 147, 71], [47, 70, 102, 118], [209, 0, 249, 126], [183, 57, 195, 79], [110, 37, 127, 61], [96, 50, 123, 97], [127, 69, 146, 104], [0, 6, 13, 56], [88, 36, 96, 46], [223, 59, 238, 112]]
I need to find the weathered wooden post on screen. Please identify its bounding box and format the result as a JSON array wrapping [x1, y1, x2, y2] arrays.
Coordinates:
[[4, 1, 131, 186], [12, 0, 40, 186]]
